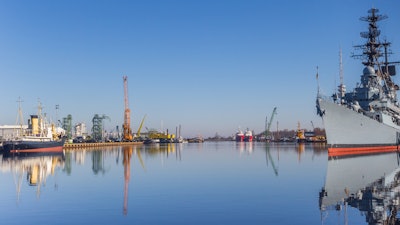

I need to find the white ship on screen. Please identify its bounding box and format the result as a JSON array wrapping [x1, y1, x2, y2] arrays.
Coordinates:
[[316, 8, 400, 156]]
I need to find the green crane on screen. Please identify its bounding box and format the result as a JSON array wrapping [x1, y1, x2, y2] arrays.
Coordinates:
[[265, 107, 277, 141], [265, 107, 278, 175]]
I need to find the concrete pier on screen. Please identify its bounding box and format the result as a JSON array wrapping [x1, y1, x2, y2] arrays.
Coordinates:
[[63, 142, 143, 149]]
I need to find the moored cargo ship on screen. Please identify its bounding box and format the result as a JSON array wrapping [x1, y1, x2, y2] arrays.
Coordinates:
[[316, 8, 400, 156], [244, 129, 253, 142], [235, 129, 244, 142], [3, 102, 65, 156], [3, 138, 64, 155], [235, 128, 253, 142]]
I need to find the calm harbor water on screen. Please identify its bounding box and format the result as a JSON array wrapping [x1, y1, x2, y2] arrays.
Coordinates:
[[0, 142, 398, 225]]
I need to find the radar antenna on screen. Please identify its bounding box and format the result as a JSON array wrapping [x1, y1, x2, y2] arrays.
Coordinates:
[[352, 8, 400, 101]]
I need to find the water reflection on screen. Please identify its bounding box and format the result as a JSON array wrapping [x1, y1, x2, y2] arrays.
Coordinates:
[[122, 145, 132, 216], [0, 142, 332, 223], [0, 142, 335, 224], [236, 142, 254, 154], [320, 151, 400, 225], [92, 150, 109, 174], [0, 152, 65, 200], [265, 144, 279, 176], [143, 143, 184, 161]]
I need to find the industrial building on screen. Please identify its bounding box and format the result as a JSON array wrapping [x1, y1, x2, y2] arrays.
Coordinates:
[[0, 125, 28, 141]]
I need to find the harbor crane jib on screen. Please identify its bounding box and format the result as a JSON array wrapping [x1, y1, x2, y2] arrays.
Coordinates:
[[265, 107, 277, 141], [136, 115, 146, 138]]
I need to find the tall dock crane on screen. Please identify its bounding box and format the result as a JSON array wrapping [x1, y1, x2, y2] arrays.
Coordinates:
[[123, 76, 133, 141]]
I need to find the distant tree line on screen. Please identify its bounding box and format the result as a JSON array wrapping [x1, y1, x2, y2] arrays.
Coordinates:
[[205, 128, 326, 141]]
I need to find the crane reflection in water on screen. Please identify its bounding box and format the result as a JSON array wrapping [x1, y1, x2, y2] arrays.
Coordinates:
[[122, 145, 132, 216], [265, 143, 279, 176], [122, 145, 144, 215], [121, 143, 182, 215]]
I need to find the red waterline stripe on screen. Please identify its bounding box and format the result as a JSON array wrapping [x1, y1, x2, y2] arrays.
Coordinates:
[[10, 146, 63, 153], [328, 145, 399, 157]]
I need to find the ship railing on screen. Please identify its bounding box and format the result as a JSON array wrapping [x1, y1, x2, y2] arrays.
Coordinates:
[[317, 94, 349, 107], [316, 94, 332, 102]]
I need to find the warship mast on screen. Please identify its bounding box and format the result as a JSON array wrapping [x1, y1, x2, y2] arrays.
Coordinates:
[[353, 8, 399, 103], [338, 48, 346, 103]]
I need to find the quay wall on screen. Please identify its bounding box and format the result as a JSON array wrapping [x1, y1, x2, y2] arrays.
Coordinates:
[[64, 142, 143, 149]]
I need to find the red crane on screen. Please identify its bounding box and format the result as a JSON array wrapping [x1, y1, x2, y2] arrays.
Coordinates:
[[123, 76, 133, 141]]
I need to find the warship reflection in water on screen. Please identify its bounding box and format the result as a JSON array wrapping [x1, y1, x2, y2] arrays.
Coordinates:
[[319, 151, 400, 225]]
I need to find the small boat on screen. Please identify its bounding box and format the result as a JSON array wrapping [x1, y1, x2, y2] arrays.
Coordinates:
[[143, 138, 160, 144], [173, 136, 186, 143], [187, 137, 204, 143], [296, 123, 306, 143]]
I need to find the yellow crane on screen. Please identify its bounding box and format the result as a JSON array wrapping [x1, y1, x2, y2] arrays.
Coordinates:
[[122, 76, 133, 141], [136, 115, 146, 138]]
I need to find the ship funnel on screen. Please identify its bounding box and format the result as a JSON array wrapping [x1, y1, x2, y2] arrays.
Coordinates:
[[30, 115, 39, 135]]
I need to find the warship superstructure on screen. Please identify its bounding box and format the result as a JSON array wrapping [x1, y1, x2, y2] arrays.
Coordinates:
[[316, 8, 400, 156]]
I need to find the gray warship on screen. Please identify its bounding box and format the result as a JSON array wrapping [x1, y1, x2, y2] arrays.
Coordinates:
[[316, 8, 400, 155]]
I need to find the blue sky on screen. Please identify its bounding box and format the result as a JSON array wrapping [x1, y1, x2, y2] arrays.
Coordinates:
[[1, 0, 399, 138]]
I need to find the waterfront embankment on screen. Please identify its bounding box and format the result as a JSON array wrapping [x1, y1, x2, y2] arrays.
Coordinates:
[[63, 142, 143, 149]]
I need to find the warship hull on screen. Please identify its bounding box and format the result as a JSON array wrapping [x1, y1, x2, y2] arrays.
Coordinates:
[[317, 97, 400, 156]]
